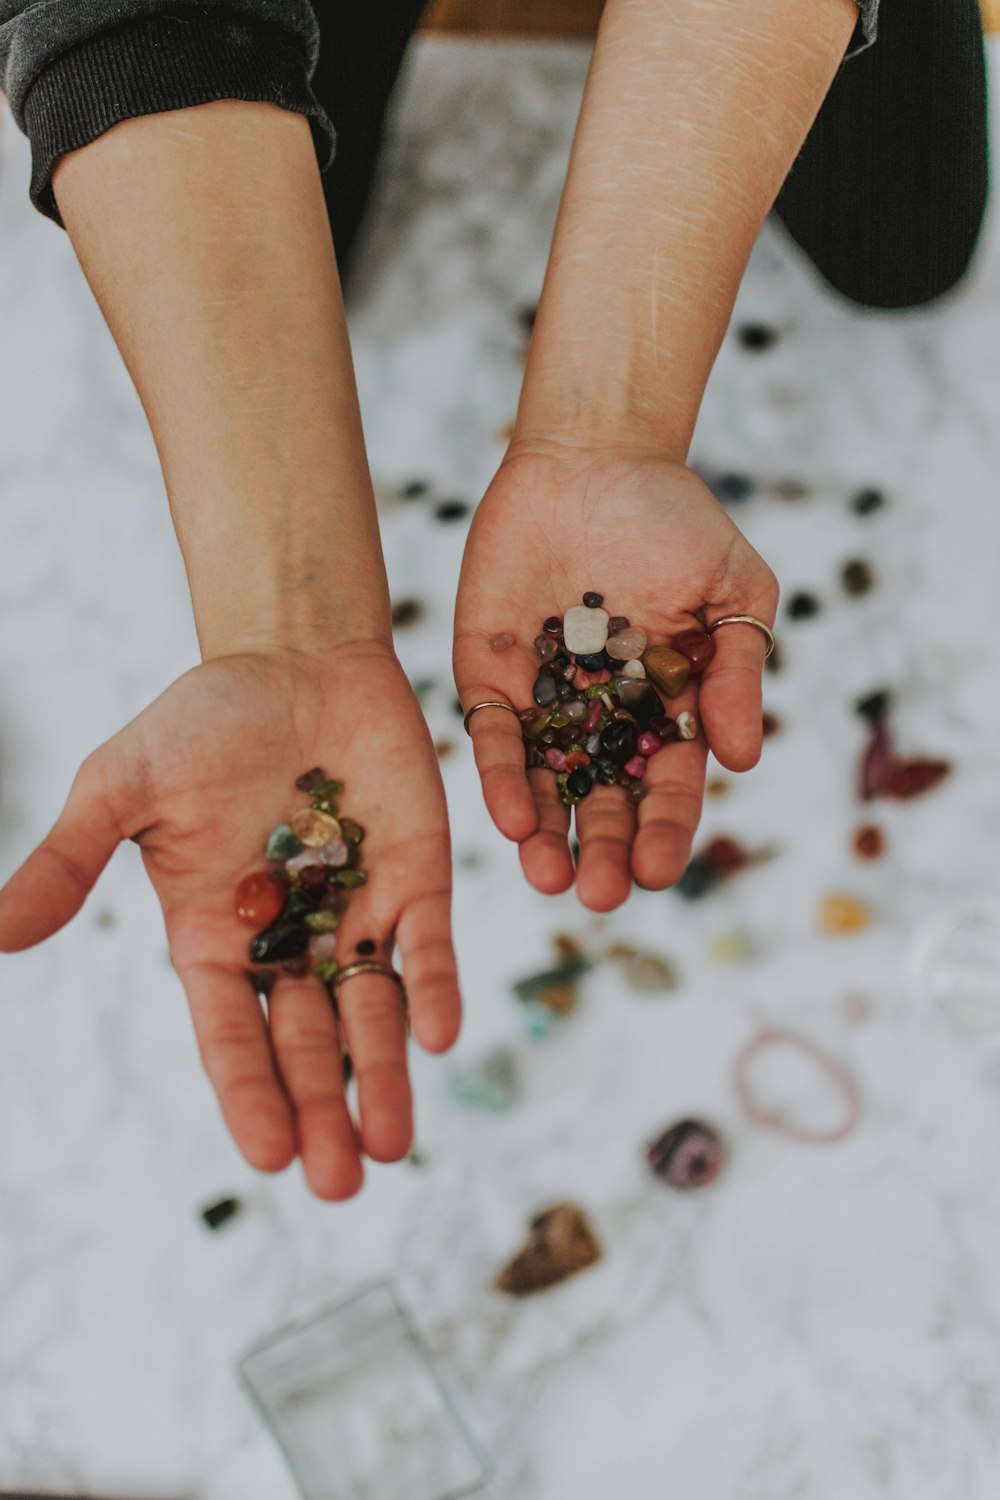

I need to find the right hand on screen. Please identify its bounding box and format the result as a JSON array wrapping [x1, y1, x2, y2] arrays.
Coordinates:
[[0, 643, 461, 1200]]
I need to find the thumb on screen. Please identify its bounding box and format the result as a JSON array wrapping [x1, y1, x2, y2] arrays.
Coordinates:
[[0, 752, 125, 951]]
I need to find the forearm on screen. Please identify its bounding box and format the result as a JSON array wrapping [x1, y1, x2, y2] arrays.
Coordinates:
[[52, 100, 389, 659], [514, 0, 860, 462]]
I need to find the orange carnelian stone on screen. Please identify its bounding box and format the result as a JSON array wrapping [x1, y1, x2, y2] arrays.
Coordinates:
[[235, 871, 287, 928], [565, 750, 592, 771]]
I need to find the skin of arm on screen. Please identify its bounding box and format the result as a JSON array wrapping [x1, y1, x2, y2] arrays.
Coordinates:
[[0, 101, 461, 1199], [455, 0, 859, 910], [515, 0, 862, 460]]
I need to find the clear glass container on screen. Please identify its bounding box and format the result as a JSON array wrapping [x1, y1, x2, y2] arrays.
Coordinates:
[[240, 1281, 493, 1500]]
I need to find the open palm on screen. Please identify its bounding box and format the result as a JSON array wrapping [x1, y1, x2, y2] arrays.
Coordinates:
[[0, 645, 459, 1199], [455, 445, 778, 910]]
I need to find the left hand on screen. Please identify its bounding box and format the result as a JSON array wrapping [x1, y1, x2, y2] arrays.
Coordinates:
[[454, 442, 779, 911]]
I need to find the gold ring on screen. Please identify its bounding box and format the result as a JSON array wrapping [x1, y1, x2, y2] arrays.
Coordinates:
[[707, 614, 776, 659], [462, 699, 518, 736], [332, 959, 407, 998]]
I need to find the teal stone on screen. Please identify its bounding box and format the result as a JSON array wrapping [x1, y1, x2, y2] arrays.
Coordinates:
[[512, 956, 592, 1005], [267, 823, 304, 861], [522, 1000, 555, 1041], [447, 1047, 520, 1112]]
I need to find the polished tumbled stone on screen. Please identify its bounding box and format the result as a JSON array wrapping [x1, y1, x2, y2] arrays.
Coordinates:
[[562, 604, 609, 655], [641, 645, 691, 698]]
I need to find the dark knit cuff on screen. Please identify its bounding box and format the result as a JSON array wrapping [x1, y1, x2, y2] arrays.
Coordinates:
[[21, 11, 336, 227]]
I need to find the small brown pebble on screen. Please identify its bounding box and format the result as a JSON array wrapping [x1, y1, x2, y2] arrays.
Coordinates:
[[761, 711, 782, 738], [552, 932, 586, 964], [772, 479, 810, 501], [495, 1203, 601, 1296], [841, 558, 876, 597], [537, 982, 578, 1016], [391, 598, 423, 628], [852, 823, 886, 859], [703, 836, 749, 875], [705, 776, 730, 798], [819, 893, 871, 935], [886, 758, 950, 800], [435, 499, 471, 522], [435, 738, 456, 760], [490, 631, 515, 652], [295, 767, 327, 792]]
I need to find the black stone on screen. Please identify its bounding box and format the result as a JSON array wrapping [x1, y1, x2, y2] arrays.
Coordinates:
[[673, 857, 720, 900], [600, 720, 638, 764], [201, 1196, 242, 1230], [786, 590, 820, 620], [295, 766, 326, 791], [851, 485, 885, 515], [249, 916, 311, 964], [737, 321, 779, 352], [435, 499, 471, 522], [567, 769, 594, 799], [595, 758, 619, 786], [582, 591, 604, 608], [616, 680, 661, 729], [712, 471, 755, 503], [855, 687, 892, 723], [400, 479, 430, 499], [575, 652, 606, 672], [555, 679, 574, 700]]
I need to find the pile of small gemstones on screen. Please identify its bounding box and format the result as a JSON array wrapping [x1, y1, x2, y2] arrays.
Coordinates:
[[235, 769, 367, 988], [521, 592, 711, 806]]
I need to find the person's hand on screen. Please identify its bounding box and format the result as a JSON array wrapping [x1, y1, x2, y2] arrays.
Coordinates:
[[0, 645, 460, 1199], [454, 443, 779, 910]]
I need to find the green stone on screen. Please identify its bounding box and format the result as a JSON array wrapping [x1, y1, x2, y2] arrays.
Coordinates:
[[305, 910, 339, 932], [314, 958, 340, 983], [548, 712, 570, 729], [331, 868, 368, 890], [512, 957, 592, 1005], [267, 823, 304, 861], [339, 818, 365, 846], [585, 684, 608, 699], [447, 1047, 519, 1112], [525, 713, 552, 740]]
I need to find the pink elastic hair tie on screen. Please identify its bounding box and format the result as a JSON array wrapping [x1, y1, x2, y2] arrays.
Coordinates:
[[732, 1025, 862, 1144]]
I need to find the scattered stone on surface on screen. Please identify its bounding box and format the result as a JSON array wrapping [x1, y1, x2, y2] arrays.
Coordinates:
[[94, 908, 116, 929], [448, 1047, 520, 1112], [513, 953, 591, 1015], [435, 738, 456, 760], [886, 758, 951, 800], [786, 590, 820, 620], [705, 776, 731, 798], [709, 928, 756, 965], [702, 836, 749, 875], [495, 1203, 602, 1296], [772, 478, 810, 502], [712, 471, 755, 502], [201, 1196, 242, 1231], [674, 855, 721, 901], [605, 942, 679, 993], [400, 479, 430, 499], [852, 485, 886, 516], [855, 687, 892, 722], [853, 823, 886, 859], [737, 321, 779, 352], [646, 1119, 725, 1188], [761, 710, 782, 738], [859, 716, 897, 799], [435, 499, 470, 522], [818, 892, 872, 935], [391, 598, 423, 628], [841, 558, 876, 597]]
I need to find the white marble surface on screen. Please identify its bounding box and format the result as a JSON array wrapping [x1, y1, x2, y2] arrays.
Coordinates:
[[4, 32, 1000, 1500]]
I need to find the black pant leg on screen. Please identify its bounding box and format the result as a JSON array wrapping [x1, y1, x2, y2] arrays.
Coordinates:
[[309, 0, 429, 274], [773, 0, 989, 309]]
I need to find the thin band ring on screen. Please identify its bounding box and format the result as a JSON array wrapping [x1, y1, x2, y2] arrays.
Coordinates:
[[707, 614, 776, 659], [332, 959, 407, 1003], [463, 699, 519, 736]]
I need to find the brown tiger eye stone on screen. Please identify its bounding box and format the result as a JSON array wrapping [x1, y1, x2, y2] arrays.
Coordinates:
[[641, 645, 691, 698]]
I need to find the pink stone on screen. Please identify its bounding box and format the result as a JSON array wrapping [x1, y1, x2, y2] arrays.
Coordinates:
[[585, 700, 602, 733], [544, 748, 568, 772], [308, 930, 339, 962], [637, 731, 664, 757], [285, 848, 325, 871], [623, 755, 648, 779], [317, 838, 349, 868], [606, 626, 647, 662]]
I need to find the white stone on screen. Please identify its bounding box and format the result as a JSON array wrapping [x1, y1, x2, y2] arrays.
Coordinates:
[[318, 838, 349, 868], [621, 658, 646, 679], [677, 711, 698, 741], [562, 605, 609, 654]]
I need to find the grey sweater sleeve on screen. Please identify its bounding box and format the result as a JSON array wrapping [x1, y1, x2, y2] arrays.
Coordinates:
[[846, 0, 879, 59], [0, 0, 335, 225]]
